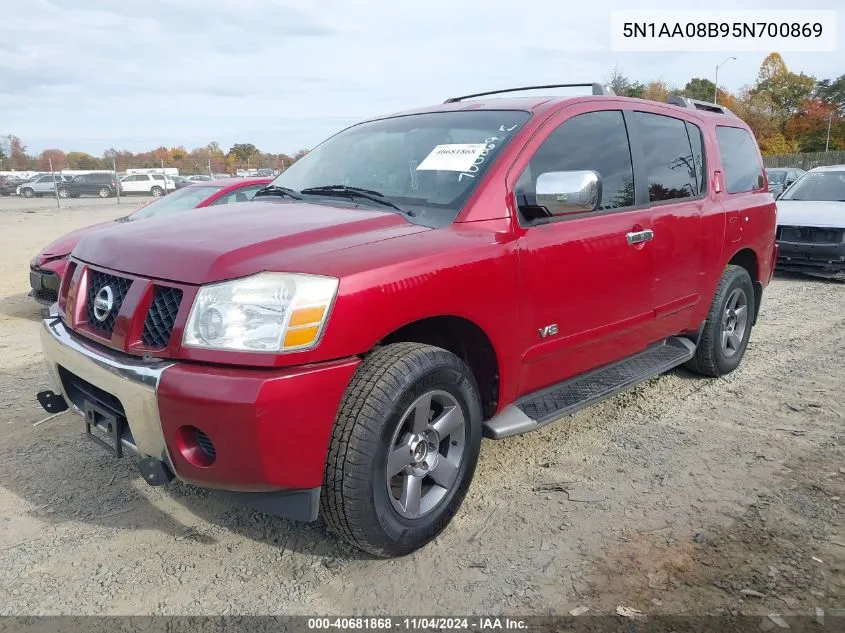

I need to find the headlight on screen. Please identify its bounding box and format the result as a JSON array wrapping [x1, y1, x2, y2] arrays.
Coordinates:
[[183, 272, 338, 352]]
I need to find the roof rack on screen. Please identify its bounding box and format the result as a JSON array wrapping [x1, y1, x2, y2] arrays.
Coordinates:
[[444, 83, 616, 104], [667, 96, 732, 115]]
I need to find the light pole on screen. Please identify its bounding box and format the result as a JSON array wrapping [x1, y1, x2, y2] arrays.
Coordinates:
[[825, 112, 833, 152], [714, 56, 737, 104]]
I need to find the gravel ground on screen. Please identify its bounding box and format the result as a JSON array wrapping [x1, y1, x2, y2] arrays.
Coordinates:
[[0, 194, 154, 213], [0, 205, 842, 617]]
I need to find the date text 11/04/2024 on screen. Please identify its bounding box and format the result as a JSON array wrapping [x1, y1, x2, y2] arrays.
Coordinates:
[[307, 618, 528, 630]]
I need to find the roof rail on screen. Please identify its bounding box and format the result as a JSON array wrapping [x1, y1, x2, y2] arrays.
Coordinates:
[[444, 83, 616, 104], [667, 95, 733, 115]]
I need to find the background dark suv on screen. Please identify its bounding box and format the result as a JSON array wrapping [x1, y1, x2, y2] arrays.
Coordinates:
[[0, 176, 18, 196], [58, 173, 118, 198]]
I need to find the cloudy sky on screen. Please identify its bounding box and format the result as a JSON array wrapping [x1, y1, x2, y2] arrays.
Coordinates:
[[2, 0, 842, 156]]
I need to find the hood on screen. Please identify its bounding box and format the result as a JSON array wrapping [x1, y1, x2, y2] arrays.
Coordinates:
[[36, 220, 116, 261], [776, 200, 845, 228], [72, 201, 428, 284]]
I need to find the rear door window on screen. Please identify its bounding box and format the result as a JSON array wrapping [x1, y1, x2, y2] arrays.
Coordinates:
[[716, 126, 765, 194], [634, 112, 699, 201]]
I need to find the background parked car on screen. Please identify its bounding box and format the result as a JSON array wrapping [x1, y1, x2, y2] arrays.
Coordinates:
[[766, 167, 805, 198], [29, 177, 272, 303], [171, 175, 193, 189], [57, 173, 118, 198], [119, 173, 175, 197], [775, 165, 845, 280], [0, 176, 18, 196], [17, 174, 73, 197], [187, 175, 213, 182]]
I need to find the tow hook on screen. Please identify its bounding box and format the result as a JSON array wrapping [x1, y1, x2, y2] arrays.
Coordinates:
[[36, 390, 69, 414], [138, 457, 176, 486]]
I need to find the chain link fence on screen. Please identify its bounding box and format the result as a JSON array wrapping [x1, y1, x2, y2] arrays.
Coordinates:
[[1, 153, 290, 209], [762, 150, 845, 169]]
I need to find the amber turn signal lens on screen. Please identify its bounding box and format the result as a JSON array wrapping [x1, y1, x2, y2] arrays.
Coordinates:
[[288, 306, 326, 327], [283, 325, 320, 348]]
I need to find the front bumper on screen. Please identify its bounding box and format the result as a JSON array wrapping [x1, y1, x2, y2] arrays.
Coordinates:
[[39, 316, 361, 519], [776, 239, 845, 279]]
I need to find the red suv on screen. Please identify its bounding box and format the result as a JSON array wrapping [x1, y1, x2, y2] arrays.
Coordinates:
[[36, 84, 776, 557]]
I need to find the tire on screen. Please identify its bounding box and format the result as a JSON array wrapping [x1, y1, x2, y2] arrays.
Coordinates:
[[98, 187, 111, 198], [686, 265, 755, 377], [150, 186, 163, 197], [58, 188, 69, 199], [322, 342, 482, 557], [22, 188, 34, 198]]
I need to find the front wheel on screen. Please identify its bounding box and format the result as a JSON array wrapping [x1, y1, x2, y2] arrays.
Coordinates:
[[150, 186, 163, 197], [322, 343, 482, 557], [58, 188, 69, 199], [686, 265, 755, 377], [22, 188, 34, 198]]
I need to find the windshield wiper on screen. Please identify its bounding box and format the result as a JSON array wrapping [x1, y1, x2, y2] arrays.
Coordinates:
[[299, 185, 415, 216], [253, 185, 302, 200]]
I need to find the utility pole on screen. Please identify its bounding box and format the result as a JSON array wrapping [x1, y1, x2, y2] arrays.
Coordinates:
[[714, 56, 737, 104], [49, 158, 60, 209], [113, 156, 121, 205], [825, 112, 833, 152]]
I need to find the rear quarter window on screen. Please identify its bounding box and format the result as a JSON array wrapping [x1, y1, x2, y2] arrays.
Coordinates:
[[715, 126, 764, 194]]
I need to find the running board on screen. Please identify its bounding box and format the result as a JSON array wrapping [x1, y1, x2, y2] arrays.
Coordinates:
[[482, 337, 696, 439]]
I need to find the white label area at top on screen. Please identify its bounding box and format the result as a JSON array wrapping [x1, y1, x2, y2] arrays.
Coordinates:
[[611, 10, 836, 52], [416, 144, 487, 172]]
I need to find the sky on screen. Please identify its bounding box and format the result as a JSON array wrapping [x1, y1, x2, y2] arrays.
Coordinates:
[[1, 0, 842, 156]]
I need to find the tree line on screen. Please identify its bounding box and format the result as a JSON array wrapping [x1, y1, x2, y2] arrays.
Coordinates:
[[0, 138, 309, 175], [2, 52, 842, 173], [608, 53, 844, 155]]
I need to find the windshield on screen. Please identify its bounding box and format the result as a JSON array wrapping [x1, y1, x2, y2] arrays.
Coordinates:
[[780, 171, 845, 202], [766, 170, 786, 184], [129, 185, 225, 220], [269, 110, 531, 225]]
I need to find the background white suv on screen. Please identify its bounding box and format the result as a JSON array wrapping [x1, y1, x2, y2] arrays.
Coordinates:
[[17, 174, 74, 197], [119, 174, 175, 197]]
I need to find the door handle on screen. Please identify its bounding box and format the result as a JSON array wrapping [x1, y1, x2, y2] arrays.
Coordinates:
[[626, 229, 654, 246]]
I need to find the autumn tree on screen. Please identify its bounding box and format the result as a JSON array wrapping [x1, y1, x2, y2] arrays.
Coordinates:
[[758, 133, 798, 156], [292, 148, 310, 162], [7, 135, 29, 170], [815, 74, 845, 115], [605, 67, 645, 98], [753, 53, 816, 124], [784, 99, 843, 152], [641, 80, 672, 103], [681, 78, 717, 102], [66, 151, 101, 169], [37, 149, 68, 171]]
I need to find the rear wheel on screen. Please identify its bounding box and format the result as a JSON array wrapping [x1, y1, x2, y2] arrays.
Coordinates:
[[58, 188, 69, 198], [322, 343, 482, 557], [98, 187, 111, 198], [686, 265, 755, 377], [150, 186, 163, 197]]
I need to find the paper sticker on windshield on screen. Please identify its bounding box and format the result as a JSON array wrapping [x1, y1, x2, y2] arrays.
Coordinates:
[[416, 144, 487, 172]]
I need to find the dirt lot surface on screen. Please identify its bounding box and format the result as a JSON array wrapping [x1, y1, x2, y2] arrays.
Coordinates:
[[0, 205, 842, 618], [0, 194, 154, 213]]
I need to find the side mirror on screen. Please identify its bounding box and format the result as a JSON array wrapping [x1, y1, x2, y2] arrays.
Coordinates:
[[535, 170, 602, 216]]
